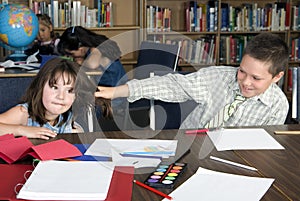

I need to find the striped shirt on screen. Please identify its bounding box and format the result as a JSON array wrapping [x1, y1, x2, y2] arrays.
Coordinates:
[[20, 103, 73, 133], [127, 66, 289, 129]]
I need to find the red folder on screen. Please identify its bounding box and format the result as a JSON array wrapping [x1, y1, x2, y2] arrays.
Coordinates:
[[28, 139, 82, 160], [0, 134, 82, 163], [0, 164, 134, 201], [0, 136, 33, 163]]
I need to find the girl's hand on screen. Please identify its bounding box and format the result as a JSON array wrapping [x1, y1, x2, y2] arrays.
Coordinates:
[[17, 126, 57, 140]]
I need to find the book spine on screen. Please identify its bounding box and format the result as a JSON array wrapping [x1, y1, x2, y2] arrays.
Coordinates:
[[97, 0, 102, 27], [292, 67, 298, 119]]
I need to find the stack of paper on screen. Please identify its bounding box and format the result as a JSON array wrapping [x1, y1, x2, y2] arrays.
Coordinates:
[[17, 160, 115, 200], [85, 139, 178, 158]]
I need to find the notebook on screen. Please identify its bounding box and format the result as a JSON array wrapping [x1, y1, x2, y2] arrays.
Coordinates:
[[17, 160, 115, 200], [0, 163, 134, 201]]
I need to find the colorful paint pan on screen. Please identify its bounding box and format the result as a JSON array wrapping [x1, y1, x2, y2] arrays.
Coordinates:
[[145, 162, 187, 188]]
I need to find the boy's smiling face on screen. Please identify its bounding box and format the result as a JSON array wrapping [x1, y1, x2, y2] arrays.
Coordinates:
[[237, 54, 284, 98]]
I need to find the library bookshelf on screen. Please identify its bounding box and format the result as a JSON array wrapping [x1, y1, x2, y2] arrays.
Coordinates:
[[142, 0, 300, 109]]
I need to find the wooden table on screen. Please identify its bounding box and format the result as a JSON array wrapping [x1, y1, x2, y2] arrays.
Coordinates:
[[28, 128, 292, 201], [234, 124, 300, 201]]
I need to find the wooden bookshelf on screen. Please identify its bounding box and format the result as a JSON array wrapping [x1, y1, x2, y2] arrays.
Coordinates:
[[142, 0, 300, 106]]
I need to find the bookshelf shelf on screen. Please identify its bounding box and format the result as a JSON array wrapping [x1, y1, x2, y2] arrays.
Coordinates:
[[54, 26, 141, 32], [147, 31, 218, 35]]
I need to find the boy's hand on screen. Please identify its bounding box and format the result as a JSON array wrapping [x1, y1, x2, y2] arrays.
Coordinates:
[[95, 85, 129, 99]]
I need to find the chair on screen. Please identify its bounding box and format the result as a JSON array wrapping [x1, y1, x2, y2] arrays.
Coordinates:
[[133, 41, 180, 80], [0, 77, 34, 113], [127, 41, 180, 129], [149, 71, 198, 130]]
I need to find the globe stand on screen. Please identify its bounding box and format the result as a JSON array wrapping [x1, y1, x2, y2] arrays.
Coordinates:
[[6, 50, 28, 62]]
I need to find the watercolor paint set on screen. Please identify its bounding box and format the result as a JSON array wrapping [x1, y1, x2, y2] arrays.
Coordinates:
[[144, 162, 187, 188]]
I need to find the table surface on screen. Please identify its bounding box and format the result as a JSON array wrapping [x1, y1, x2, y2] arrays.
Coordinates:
[[27, 125, 299, 201], [234, 124, 300, 201]]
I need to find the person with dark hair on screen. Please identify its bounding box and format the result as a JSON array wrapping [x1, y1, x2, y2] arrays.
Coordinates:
[[95, 32, 290, 129], [0, 57, 111, 139], [25, 14, 60, 56], [58, 26, 127, 87]]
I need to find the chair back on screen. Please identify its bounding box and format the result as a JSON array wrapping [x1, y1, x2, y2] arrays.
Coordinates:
[[133, 41, 180, 79], [127, 41, 180, 129], [0, 77, 34, 113]]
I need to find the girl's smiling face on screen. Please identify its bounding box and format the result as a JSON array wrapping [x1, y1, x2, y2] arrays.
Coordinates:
[[42, 73, 75, 122], [237, 54, 283, 98]]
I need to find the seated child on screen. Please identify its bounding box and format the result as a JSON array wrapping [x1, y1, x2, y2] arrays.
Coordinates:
[[25, 14, 60, 57], [0, 57, 111, 139]]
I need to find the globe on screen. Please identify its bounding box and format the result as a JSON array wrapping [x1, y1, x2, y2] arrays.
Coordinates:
[[0, 3, 38, 49]]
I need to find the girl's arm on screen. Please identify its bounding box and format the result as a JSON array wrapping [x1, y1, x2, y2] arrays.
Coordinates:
[[0, 106, 57, 140]]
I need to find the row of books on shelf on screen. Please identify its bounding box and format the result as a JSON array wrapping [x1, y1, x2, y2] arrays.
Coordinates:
[[149, 36, 216, 65], [29, 0, 113, 28], [219, 35, 253, 65], [185, 0, 218, 32], [147, 1, 292, 32], [221, 2, 289, 32], [148, 35, 262, 65], [146, 5, 171, 32]]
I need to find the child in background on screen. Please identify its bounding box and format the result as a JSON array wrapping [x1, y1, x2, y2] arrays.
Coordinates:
[[57, 26, 127, 87], [25, 14, 60, 56], [58, 26, 127, 122], [0, 57, 111, 139]]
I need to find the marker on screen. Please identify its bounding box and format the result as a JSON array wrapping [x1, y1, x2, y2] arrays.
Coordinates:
[[210, 156, 257, 171], [185, 129, 209, 134], [133, 179, 173, 200]]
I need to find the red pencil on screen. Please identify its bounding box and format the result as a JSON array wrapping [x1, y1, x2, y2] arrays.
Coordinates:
[[133, 180, 173, 200], [185, 129, 209, 134]]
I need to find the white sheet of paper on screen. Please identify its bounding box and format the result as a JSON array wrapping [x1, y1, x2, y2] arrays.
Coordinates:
[[207, 128, 284, 151], [162, 167, 274, 201], [111, 149, 161, 168], [17, 160, 115, 200], [85, 139, 177, 158]]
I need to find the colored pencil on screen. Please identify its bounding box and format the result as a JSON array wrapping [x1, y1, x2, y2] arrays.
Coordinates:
[[133, 180, 173, 200], [185, 129, 209, 134]]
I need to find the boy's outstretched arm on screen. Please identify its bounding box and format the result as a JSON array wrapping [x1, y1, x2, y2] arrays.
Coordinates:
[[95, 84, 129, 100]]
